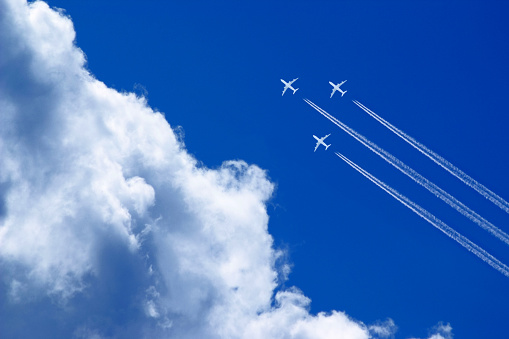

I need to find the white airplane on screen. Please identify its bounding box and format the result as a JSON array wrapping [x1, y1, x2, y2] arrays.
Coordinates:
[[281, 78, 299, 96], [313, 134, 331, 152], [329, 80, 347, 98]]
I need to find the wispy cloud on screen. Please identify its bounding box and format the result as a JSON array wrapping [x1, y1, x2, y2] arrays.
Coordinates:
[[408, 322, 453, 339]]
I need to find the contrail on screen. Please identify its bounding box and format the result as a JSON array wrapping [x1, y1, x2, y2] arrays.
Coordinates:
[[353, 100, 509, 215], [335, 152, 509, 278], [304, 99, 509, 246]]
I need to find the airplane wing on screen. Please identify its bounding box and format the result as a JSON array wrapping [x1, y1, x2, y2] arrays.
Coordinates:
[[330, 89, 335, 98], [282, 87, 288, 96], [339, 80, 347, 86], [323, 134, 331, 139], [314, 141, 320, 152], [288, 78, 298, 85]]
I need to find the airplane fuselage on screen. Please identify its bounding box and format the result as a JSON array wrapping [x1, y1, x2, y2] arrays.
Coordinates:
[[281, 78, 299, 96], [313, 135, 328, 145], [329, 80, 347, 98], [313, 134, 331, 151]]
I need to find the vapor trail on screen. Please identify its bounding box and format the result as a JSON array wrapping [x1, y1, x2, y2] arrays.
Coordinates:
[[335, 152, 509, 278], [304, 99, 509, 246], [353, 100, 509, 215]]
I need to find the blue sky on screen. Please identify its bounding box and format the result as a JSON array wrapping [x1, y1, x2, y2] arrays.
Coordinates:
[[1, 0, 509, 338]]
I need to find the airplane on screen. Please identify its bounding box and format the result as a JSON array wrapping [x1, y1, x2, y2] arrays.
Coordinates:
[[313, 134, 331, 152], [329, 80, 347, 98], [281, 78, 299, 96]]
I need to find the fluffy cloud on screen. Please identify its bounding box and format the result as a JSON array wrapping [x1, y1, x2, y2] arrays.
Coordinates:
[[0, 0, 399, 338]]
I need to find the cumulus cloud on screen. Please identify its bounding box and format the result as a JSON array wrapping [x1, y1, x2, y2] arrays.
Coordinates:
[[0, 0, 398, 338]]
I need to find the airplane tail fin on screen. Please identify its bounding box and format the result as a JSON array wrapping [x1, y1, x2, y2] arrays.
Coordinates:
[[325, 144, 331, 150], [293, 88, 299, 94], [341, 90, 347, 97]]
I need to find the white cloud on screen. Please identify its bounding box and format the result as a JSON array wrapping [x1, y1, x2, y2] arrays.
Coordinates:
[[408, 323, 453, 339], [0, 0, 399, 338], [243, 288, 372, 339], [427, 323, 453, 339], [369, 319, 397, 338]]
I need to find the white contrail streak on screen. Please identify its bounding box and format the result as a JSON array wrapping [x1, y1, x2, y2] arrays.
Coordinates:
[[335, 152, 509, 278], [304, 99, 509, 246], [353, 100, 509, 215]]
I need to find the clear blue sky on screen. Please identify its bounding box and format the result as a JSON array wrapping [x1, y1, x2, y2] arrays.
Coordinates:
[[4, 0, 509, 338]]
